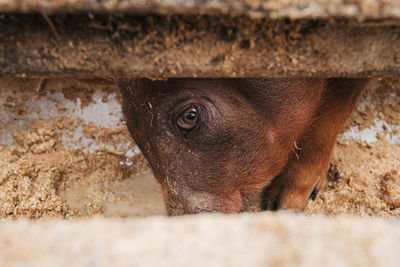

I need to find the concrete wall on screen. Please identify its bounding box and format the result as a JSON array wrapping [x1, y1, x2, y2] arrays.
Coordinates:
[[1, 213, 399, 266]]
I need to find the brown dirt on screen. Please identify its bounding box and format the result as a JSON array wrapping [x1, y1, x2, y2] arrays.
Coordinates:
[[345, 78, 400, 130], [305, 144, 400, 216], [0, 77, 399, 219], [305, 78, 400, 217], [0, 118, 163, 219], [0, 78, 165, 219]]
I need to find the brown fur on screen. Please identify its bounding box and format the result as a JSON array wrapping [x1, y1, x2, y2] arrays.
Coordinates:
[[118, 78, 369, 215]]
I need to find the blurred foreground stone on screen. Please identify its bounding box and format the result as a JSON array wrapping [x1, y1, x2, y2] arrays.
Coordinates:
[[1, 0, 400, 19], [0, 213, 399, 266]]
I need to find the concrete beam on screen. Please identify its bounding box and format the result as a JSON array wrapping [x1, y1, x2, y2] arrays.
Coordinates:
[[0, 0, 400, 19], [0, 213, 399, 266], [0, 14, 399, 78]]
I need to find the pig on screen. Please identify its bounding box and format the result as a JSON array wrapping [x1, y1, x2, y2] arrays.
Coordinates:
[[118, 78, 369, 215]]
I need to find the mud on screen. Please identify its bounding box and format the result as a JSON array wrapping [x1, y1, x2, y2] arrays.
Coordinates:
[[306, 78, 400, 216], [0, 78, 165, 219], [0, 77, 399, 219]]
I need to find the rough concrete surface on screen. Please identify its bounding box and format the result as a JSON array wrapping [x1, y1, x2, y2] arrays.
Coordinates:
[[0, 14, 399, 77], [0, 0, 400, 19], [0, 213, 399, 267]]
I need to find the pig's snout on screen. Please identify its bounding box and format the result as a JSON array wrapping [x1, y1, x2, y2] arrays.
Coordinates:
[[166, 190, 242, 215]]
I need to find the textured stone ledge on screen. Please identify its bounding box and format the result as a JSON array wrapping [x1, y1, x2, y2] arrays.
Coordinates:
[[0, 14, 399, 78], [0, 213, 399, 266], [0, 0, 400, 19]]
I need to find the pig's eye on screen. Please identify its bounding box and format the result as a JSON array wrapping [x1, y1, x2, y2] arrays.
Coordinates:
[[176, 105, 199, 131]]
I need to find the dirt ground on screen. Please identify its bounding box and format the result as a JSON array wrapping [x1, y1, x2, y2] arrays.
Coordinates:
[[0, 77, 399, 219]]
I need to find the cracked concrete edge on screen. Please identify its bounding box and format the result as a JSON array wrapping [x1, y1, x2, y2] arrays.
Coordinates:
[[0, 213, 399, 267], [0, 0, 400, 20]]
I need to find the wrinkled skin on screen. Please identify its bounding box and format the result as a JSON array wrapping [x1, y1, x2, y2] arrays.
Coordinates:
[[119, 78, 368, 215]]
